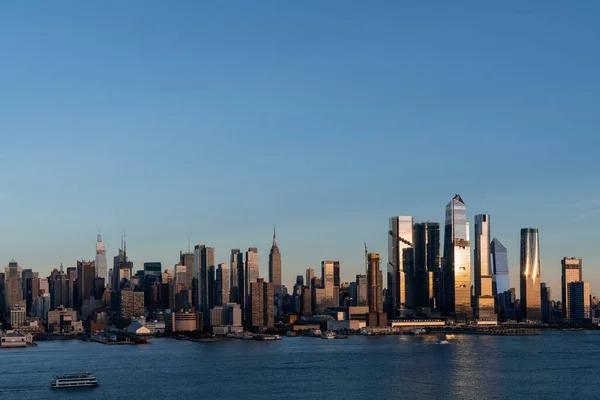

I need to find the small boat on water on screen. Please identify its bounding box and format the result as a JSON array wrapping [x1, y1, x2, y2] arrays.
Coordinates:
[[320, 332, 335, 339], [254, 334, 281, 341], [439, 340, 450, 345], [51, 372, 98, 389]]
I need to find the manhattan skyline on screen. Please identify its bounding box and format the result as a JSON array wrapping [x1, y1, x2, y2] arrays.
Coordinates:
[[1, 2, 600, 294]]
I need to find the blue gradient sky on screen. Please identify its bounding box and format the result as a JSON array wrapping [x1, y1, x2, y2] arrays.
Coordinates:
[[1, 1, 599, 295]]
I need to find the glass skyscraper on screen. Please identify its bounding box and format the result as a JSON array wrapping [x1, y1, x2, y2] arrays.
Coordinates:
[[442, 195, 472, 321], [561, 257, 582, 320], [95, 233, 107, 283], [413, 222, 441, 312], [520, 228, 541, 321], [388, 216, 414, 316], [490, 238, 510, 295]]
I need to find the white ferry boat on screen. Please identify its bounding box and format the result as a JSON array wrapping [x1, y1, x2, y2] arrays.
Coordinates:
[[51, 372, 98, 389]]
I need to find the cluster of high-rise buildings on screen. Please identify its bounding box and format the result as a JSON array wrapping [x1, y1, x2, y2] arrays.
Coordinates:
[[0, 194, 597, 335]]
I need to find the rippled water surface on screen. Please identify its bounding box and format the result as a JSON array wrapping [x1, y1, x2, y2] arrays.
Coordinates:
[[0, 331, 597, 399]]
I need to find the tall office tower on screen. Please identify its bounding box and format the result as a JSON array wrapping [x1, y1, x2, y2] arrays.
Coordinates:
[[301, 286, 312, 317], [230, 249, 243, 304], [413, 222, 441, 312], [561, 257, 583, 320], [21, 269, 35, 314], [568, 281, 591, 322], [216, 263, 230, 305], [67, 267, 77, 308], [244, 248, 259, 320], [179, 251, 194, 290], [474, 214, 495, 320], [174, 265, 186, 285], [194, 245, 215, 322], [249, 278, 274, 329], [143, 262, 162, 284], [0, 273, 4, 313], [520, 228, 541, 322], [541, 283, 552, 324], [48, 267, 68, 310], [388, 216, 414, 317], [113, 235, 133, 290], [96, 233, 107, 282], [333, 262, 341, 288], [4, 260, 23, 313], [490, 238, 510, 295], [120, 287, 144, 320], [77, 260, 96, 310], [268, 228, 282, 294], [367, 253, 383, 312], [356, 274, 368, 306], [306, 268, 315, 288], [321, 261, 339, 308], [442, 195, 472, 321]]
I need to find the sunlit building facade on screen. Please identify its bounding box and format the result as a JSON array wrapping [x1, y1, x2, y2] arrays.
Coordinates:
[[474, 214, 495, 321], [520, 228, 541, 321], [388, 216, 414, 316], [561, 257, 582, 320], [442, 195, 472, 322]]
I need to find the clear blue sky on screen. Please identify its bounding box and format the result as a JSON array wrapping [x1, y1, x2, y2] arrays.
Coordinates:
[[1, 1, 599, 297]]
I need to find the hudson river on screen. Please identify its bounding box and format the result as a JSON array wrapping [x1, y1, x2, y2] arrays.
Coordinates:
[[0, 331, 597, 399]]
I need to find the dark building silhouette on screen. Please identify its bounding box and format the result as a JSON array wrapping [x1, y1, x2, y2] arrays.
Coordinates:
[[413, 222, 441, 313]]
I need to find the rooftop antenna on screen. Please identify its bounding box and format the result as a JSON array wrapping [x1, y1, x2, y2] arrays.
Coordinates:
[[188, 236, 191, 253], [124, 231, 127, 255], [364, 242, 368, 275]]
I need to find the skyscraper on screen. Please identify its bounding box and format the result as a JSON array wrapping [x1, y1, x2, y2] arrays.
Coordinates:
[[520, 228, 541, 322], [306, 268, 315, 288], [367, 253, 383, 312], [96, 233, 107, 282], [230, 249, 243, 304], [268, 227, 282, 294], [442, 195, 472, 322], [474, 214, 495, 320], [413, 222, 441, 312], [113, 235, 133, 291], [179, 251, 194, 290], [333, 261, 341, 288], [490, 238, 510, 295], [216, 263, 230, 305], [541, 283, 552, 324], [561, 257, 583, 320], [4, 260, 22, 313], [249, 278, 274, 329], [194, 245, 215, 322], [388, 216, 414, 317], [568, 281, 591, 322], [244, 247, 259, 320], [356, 274, 368, 307], [321, 261, 339, 308], [76, 260, 95, 311]]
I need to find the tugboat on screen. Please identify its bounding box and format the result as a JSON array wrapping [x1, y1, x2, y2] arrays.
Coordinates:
[[51, 372, 98, 389]]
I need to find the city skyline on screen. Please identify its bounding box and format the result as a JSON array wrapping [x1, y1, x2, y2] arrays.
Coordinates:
[[1, 2, 600, 299], [0, 207, 596, 300]]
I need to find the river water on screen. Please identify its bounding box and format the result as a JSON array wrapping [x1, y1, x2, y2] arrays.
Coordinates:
[[0, 331, 597, 399]]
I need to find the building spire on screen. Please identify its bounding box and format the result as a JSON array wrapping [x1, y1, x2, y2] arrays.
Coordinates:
[[60, 262, 64, 273], [273, 224, 277, 248]]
